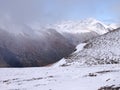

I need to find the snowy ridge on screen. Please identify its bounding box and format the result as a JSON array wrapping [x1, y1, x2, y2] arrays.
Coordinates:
[[109, 23, 120, 29]]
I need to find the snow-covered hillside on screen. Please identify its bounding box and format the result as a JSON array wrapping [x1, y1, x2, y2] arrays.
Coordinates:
[[64, 28, 120, 66]]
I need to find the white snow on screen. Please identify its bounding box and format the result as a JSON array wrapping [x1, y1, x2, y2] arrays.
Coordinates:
[[74, 43, 86, 53], [52, 58, 66, 68], [0, 64, 120, 90]]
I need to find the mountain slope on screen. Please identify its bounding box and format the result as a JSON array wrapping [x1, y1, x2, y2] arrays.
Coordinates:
[[64, 28, 120, 66]]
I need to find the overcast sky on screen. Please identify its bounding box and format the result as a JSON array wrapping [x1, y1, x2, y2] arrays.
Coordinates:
[[0, 0, 120, 25]]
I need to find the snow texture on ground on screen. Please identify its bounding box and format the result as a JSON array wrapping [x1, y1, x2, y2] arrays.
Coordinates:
[[0, 64, 120, 90]]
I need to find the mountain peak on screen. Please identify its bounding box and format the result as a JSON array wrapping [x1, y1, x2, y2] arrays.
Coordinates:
[[50, 18, 110, 34]]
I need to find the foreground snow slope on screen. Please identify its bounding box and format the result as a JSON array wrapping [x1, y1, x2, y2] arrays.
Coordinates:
[[0, 64, 120, 90]]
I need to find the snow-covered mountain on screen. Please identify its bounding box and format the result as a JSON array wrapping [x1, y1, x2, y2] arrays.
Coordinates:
[[50, 18, 110, 34], [46, 18, 116, 45], [62, 28, 120, 66]]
